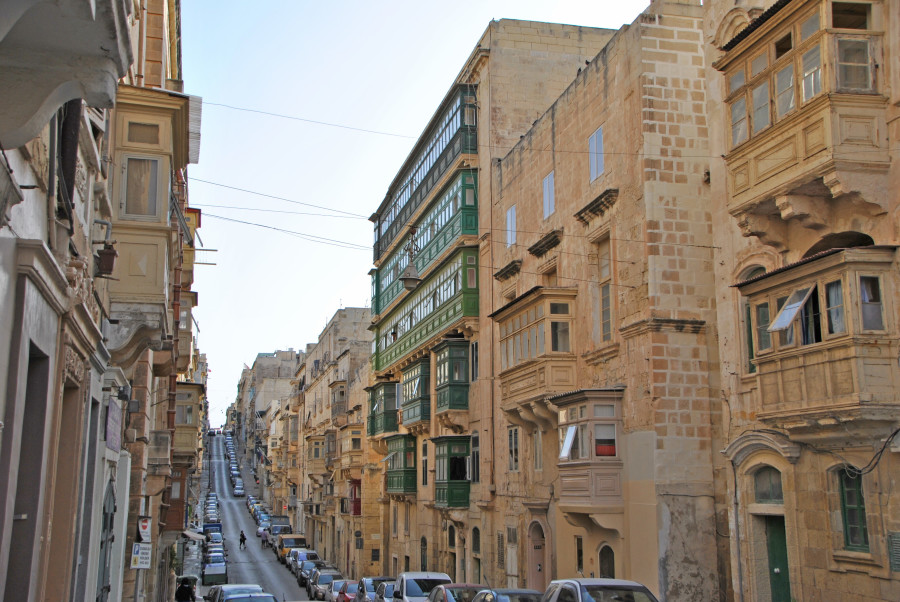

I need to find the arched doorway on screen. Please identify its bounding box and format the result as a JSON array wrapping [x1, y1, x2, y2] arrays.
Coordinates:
[[96, 482, 116, 602], [527, 522, 547, 591], [599, 545, 615, 578]]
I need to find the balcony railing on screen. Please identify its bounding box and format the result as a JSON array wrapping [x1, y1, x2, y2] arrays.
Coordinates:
[[367, 409, 399, 437], [386, 469, 417, 494]]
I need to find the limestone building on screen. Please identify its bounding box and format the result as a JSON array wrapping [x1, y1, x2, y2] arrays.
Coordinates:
[[706, 0, 900, 599]]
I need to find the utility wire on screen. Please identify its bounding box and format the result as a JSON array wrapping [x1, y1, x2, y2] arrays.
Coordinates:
[[190, 178, 368, 218], [203, 213, 370, 250], [192, 203, 363, 219]]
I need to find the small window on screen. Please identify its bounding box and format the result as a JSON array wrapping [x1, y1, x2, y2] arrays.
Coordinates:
[[774, 32, 793, 59], [124, 157, 160, 217], [825, 280, 846, 334], [506, 206, 517, 247], [508, 427, 519, 472], [589, 127, 604, 181], [575, 536, 584, 574], [754, 466, 784, 503], [833, 3, 870, 29], [776, 296, 795, 347], [559, 425, 576, 459], [543, 171, 555, 218], [859, 276, 884, 330], [599, 546, 615, 579], [534, 428, 543, 471], [751, 53, 768, 77], [837, 39, 873, 91], [799, 286, 822, 345], [752, 81, 770, 132], [594, 423, 616, 457], [550, 321, 570, 352], [550, 303, 569, 315], [769, 287, 814, 332], [731, 98, 748, 147], [839, 468, 869, 551]]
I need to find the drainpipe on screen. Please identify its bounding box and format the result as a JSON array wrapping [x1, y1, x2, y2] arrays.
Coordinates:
[[730, 458, 745, 602], [47, 114, 58, 251]]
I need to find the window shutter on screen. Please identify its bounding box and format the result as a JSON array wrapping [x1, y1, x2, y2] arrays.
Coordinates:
[[889, 532, 900, 571], [497, 532, 505, 567]]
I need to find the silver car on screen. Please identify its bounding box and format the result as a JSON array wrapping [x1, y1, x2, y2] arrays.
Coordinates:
[[312, 571, 343, 600]]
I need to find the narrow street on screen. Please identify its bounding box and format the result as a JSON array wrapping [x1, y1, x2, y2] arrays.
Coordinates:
[[199, 435, 308, 600]]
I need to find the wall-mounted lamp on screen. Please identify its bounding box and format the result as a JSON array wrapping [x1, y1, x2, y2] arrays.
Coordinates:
[[398, 227, 421, 291]]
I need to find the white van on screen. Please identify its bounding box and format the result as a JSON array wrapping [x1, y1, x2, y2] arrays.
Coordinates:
[[393, 572, 452, 602]]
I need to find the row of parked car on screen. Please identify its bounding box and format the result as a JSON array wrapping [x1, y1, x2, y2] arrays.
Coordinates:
[[224, 435, 245, 497], [201, 583, 279, 602], [201, 491, 227, 586]]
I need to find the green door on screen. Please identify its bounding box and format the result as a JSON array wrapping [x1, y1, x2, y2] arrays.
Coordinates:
[[766, 516, 791, 601]]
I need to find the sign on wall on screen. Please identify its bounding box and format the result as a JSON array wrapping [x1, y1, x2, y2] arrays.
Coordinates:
[[106, 400, 122, 451], [138, 517, 152, 542], [130, 543, 152, 569]]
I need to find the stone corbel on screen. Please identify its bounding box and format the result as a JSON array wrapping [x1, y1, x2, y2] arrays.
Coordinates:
[[518, 403, 551, 432], [775, 194, 829, 230], [530, 400, 558, 430], [736, 212, 787, 250], [502, 406, 530, 429]]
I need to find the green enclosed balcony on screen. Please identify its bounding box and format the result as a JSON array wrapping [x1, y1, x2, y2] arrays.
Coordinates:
[[373, 247, 479, 373], [385, 435, 417, 495], [373, 85, 478, 263], [372, 170, 478, 315], [366, 382, 399, 437], [434, 436, 470, 508], [401, 360, 430, 427], [434, 339, 469, 413]]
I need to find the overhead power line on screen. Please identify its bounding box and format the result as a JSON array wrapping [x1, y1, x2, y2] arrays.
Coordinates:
[[190, 178, 368, 218], [203, 213, 370, 250]]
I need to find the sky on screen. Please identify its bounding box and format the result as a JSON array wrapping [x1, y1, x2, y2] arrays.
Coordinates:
[[181, 0, 650, 426]]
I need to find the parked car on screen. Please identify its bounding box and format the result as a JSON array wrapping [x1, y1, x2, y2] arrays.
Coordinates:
[[374, 582, 395, 602], [287, 548, 319, 574], [540, 579, 659, 602], [298, 560, 332, 587], [233, 486, 245, 497], [329, 580, 350, 602], [221, 595, 277, 602], [426, 584, 482, 602], [205, 532, 224, 549], [393, 572, 452, 602], [201, 552, 227, 585], [257, 521, 271, 537], [204, 584, 264, 602], [310, 570, 343, 600], [470, 588, 541, 602], [336, 580, 360, 602], [275, 534, 307, 563], [354, 576, 395, 602]]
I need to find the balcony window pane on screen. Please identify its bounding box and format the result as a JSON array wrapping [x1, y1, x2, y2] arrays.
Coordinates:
[[775, 32, 793, 59], [551, 321, 570, 352], [825, 280, 846, 334], [799, 286, 823, 345], [775, 64, 795, 117], [751, 53, 768, 77], [730, 98, 748, 146], [559, 425, 576, 459], [125, 157, 159, 216], [801, 13, 820, 41], [594, 424, 616, 457], [776, 296, 795, 346], [600, 283, 612, 342], [802, 45, 822, 101], [729, 69, 745, 93], [838, 38, 872, 90], [756, 303, 772, 351], [752, 81, 770, 132], [860, 276, 884, 330], [550, 303, 569, 315], [594, 404, 615, 417], [537, 323, 545, 354], [833, 3, 870, 29], [769, 287, 813, 332]]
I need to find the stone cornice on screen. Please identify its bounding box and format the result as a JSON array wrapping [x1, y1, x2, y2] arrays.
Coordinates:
[[619, 316, 706, 338]]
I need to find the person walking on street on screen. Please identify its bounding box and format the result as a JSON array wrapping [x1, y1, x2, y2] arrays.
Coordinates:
[[175, 577, 195, 601], [261, 528, 269, 548], [240, 530, 247, 550]]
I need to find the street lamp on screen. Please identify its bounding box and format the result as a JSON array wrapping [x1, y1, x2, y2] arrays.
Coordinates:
[[398, 227, 421, 291]]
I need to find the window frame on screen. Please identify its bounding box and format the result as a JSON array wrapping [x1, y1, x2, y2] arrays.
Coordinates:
[[542, 171, 555, 218], [507, 427, 519, 472], [558, 402, 620, 463], [838, 468, 869, 552], [596, 238, 613, 343], [589, 126, 604, 181], [858, 274, 885, 331], [506, 205, 517, 247], [119, 153, 167, 221]]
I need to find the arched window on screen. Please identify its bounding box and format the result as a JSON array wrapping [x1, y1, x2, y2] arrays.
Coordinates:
[[448, 525, 456, 547], [754, 466, 783, 503], [421, 537, 428, 570], [599, 545, 615, 578], [472, 527, 480, 553]]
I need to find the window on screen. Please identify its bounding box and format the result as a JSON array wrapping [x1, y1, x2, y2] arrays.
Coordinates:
[[833, 3, 870, 29], [543, 171, 555, 218], [859, 276, 883, 330], [575, 536, 584, 574], [774, 32, 792, 59], [175, 405, 193, 425], [801, 45, 822, 101], [123, 156, 161, 217], [597, 239, 613, 342], [599, 546, 615, 578], [435, 438, 469, 484], [471, 341, 478, 380], [392, 504, 398, 536], [420, 537, 428, 570], [730, 98, 748, 146], [775, 64, 795, 117], [508, 427, 519, 472], [472, 528, 480, 553], [839, 468, 869, 551], [471, 432, 480, 483], [755, 303, 772, 351], [754, 466, 784, 503], [506, 206, 517, 247], [405, 503, 410, 534], [825, 280, 845, 334], [372, 548, 380, 562], [589, 126, 604, 181], [559, 403, 618, 461], [550, 321, 570, 352], [534, 429, 543, 471], [422, 441, 428, 486]]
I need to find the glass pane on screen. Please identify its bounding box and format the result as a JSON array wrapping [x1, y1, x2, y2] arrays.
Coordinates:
[[802, 45, 822, 101], [537, 323, 545, 354], [751, 53, 768, 77], [838, 39, 872, 90], [729, 69, 745, 93], [594, 424, 616, 457], [551, 322, 570, 352], [776, 296, 795, 346], [770, 287, 813, 331], [756, 303, 772, 350], [550, 303, 569, 315], [801, 13, 820, 41], [825, 280, 845, 334], [594, 405, 615, 417], [860, 276, 883, 330], [776, 64, 795, 117], [731, 98, 748, 146], [752, 81, 770, 132], [125, 158, 158, 216]]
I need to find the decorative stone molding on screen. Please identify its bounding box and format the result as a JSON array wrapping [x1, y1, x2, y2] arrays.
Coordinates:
[[493, 259, 522, 281], [527, 229, 563, 257], [722, 430, 801, 466], [574, 188, 618, 224], [619, 316, 706, 338]]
